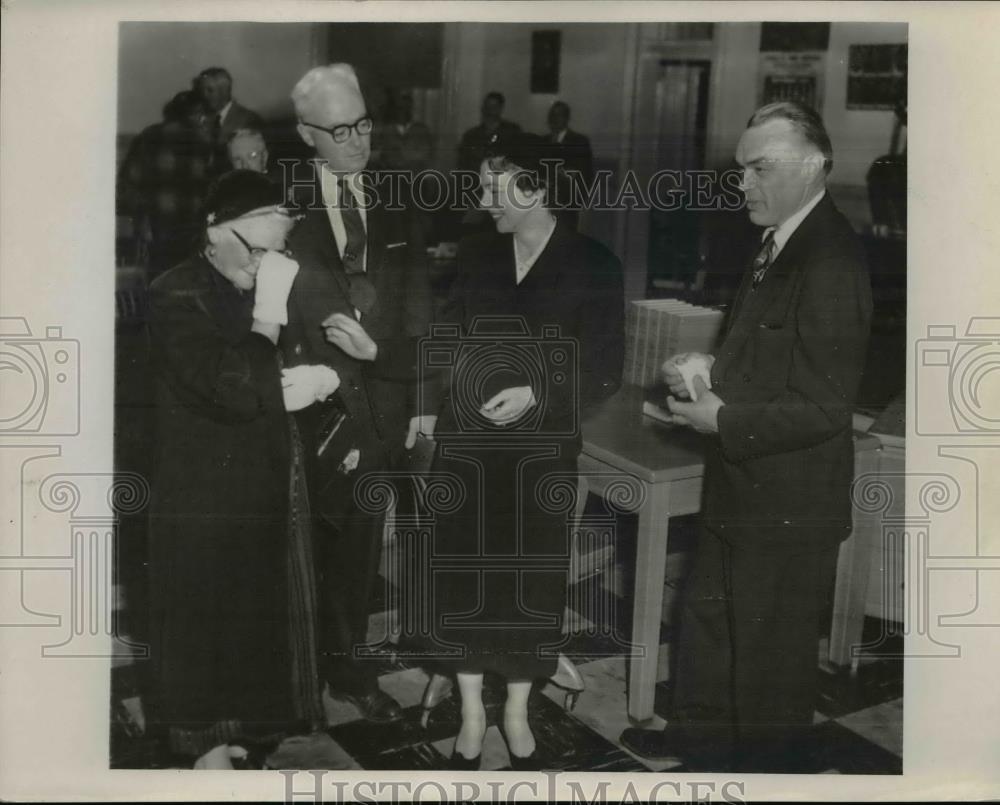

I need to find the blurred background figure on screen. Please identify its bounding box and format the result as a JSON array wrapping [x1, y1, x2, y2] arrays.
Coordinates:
[[456, 91, 521, 174], [373, 88, 435, 242], [196, 67, 263, 170], [225, 126, 288, 189], [544, 100, 594, 229], [116, 89, 215, 276], [374, 88, 433, 172], [456, 92, 522, 235], [227, 128, 269, 173], [545, 100, 593, 183]]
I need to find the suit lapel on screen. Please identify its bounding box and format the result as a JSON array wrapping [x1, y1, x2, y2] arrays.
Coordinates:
[[364, 174, 386, 283], [519, 220, 566, 295], [727, 195, 835, 333]]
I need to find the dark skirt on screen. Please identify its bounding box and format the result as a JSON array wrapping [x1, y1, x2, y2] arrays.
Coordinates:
[[427, 439, 577, 681]]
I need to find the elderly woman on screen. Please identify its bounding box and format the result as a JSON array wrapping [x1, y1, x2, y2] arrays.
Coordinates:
[[422, 134, 624, 769], [146, 171, 339, 768]]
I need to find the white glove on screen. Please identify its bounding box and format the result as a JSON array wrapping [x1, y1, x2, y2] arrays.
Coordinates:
[[253, 251, 300, 326], [281, 364, 340, 412]]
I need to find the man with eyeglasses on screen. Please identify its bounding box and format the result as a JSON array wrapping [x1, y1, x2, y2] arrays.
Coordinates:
[[281, 63, 432, 724]]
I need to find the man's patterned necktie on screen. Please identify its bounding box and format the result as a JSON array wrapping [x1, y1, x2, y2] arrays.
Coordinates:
[[338, 178, 376, 315], [751, 229, 777, 290]]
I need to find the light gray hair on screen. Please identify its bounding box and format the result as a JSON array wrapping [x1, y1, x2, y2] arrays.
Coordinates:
[[291, 63, 362, 118]]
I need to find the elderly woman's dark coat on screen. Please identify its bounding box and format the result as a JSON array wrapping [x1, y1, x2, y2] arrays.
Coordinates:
[[146, 254, 315, 754]]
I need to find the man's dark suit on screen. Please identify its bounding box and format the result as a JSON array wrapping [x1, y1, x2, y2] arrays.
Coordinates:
[[670, 193, 872, 770], [218, 100, 263, 144], [281, 169, 430, 694], [545, 129, 593, 229], [210, 101, 263, 172], [546, 128, 593, 185]]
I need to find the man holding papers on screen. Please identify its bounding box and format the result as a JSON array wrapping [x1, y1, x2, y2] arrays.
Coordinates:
[[622, 102, 873, 772]]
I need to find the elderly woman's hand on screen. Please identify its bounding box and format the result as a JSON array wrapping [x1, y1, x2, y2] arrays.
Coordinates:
[[281, 364, 340, 411]]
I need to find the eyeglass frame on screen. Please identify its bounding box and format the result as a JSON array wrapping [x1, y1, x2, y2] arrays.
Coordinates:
[[300, 114, 374, 144], [228, 227, 294, 259]]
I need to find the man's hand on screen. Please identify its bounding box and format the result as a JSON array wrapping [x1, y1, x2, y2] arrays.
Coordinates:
[[480, 386, 536, 425], [281, 365, 340, 412], [666, 376, 724, 433], [322, 312, 378, 361], [253, 252, 300, 326], [405, 415, 438, 449], [661, 352, 715, 401]]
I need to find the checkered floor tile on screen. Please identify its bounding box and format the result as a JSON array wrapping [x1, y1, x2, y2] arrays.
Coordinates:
[[111, 575, 902, 774]]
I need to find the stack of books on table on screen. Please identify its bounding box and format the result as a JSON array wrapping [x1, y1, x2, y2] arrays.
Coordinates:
[[624, 298, 725, 388]]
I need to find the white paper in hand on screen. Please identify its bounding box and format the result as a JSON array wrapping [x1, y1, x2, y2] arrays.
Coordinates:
[[676, 354, 713, 401]]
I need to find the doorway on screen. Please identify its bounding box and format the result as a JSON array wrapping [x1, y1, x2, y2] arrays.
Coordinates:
[[646, 59, 711, 293]]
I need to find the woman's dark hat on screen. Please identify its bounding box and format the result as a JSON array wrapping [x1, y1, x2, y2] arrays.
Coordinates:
[[484, 131, 550, 175], [202, 170, 285, 227]]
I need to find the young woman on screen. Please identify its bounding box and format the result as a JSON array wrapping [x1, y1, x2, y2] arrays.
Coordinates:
[[421, 134, 624, 769]]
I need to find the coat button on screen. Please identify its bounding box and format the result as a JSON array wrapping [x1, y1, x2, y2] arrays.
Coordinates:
[[294, 344, 303, 355], [742, 373, 751, 383]]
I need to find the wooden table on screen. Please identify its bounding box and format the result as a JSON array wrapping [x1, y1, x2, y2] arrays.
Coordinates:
[[579, 386, 706, 724], [579, 385, 883, 724]]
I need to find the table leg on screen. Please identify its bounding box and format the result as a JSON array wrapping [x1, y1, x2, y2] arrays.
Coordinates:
[[627, 481, 672, 724]]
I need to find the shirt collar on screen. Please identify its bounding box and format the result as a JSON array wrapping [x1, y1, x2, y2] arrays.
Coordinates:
[[218, 100, 233, 123], [765, 189, 825, 255], [319, 165, 364, 207]]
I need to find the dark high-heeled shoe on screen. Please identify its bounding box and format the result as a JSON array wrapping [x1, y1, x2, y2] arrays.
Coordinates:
[[446, 747, 482, 771], [508, 748, 545, 772]]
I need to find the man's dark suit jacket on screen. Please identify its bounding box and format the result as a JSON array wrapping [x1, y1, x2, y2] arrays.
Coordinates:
[[281, 168, 431, 519], [457, 120, 522, 173], [705, 193, 872, 547], [547, 128, 594, 185], [219, 100, 263, 144]]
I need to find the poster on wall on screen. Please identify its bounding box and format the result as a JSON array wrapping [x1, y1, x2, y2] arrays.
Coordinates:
[[847, 43, 907, 109], [758, 51, 827, 109], [757, 22, 829, 111]]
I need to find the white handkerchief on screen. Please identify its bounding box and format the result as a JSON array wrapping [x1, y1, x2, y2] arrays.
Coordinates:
[[676, 354, 713, 402]]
